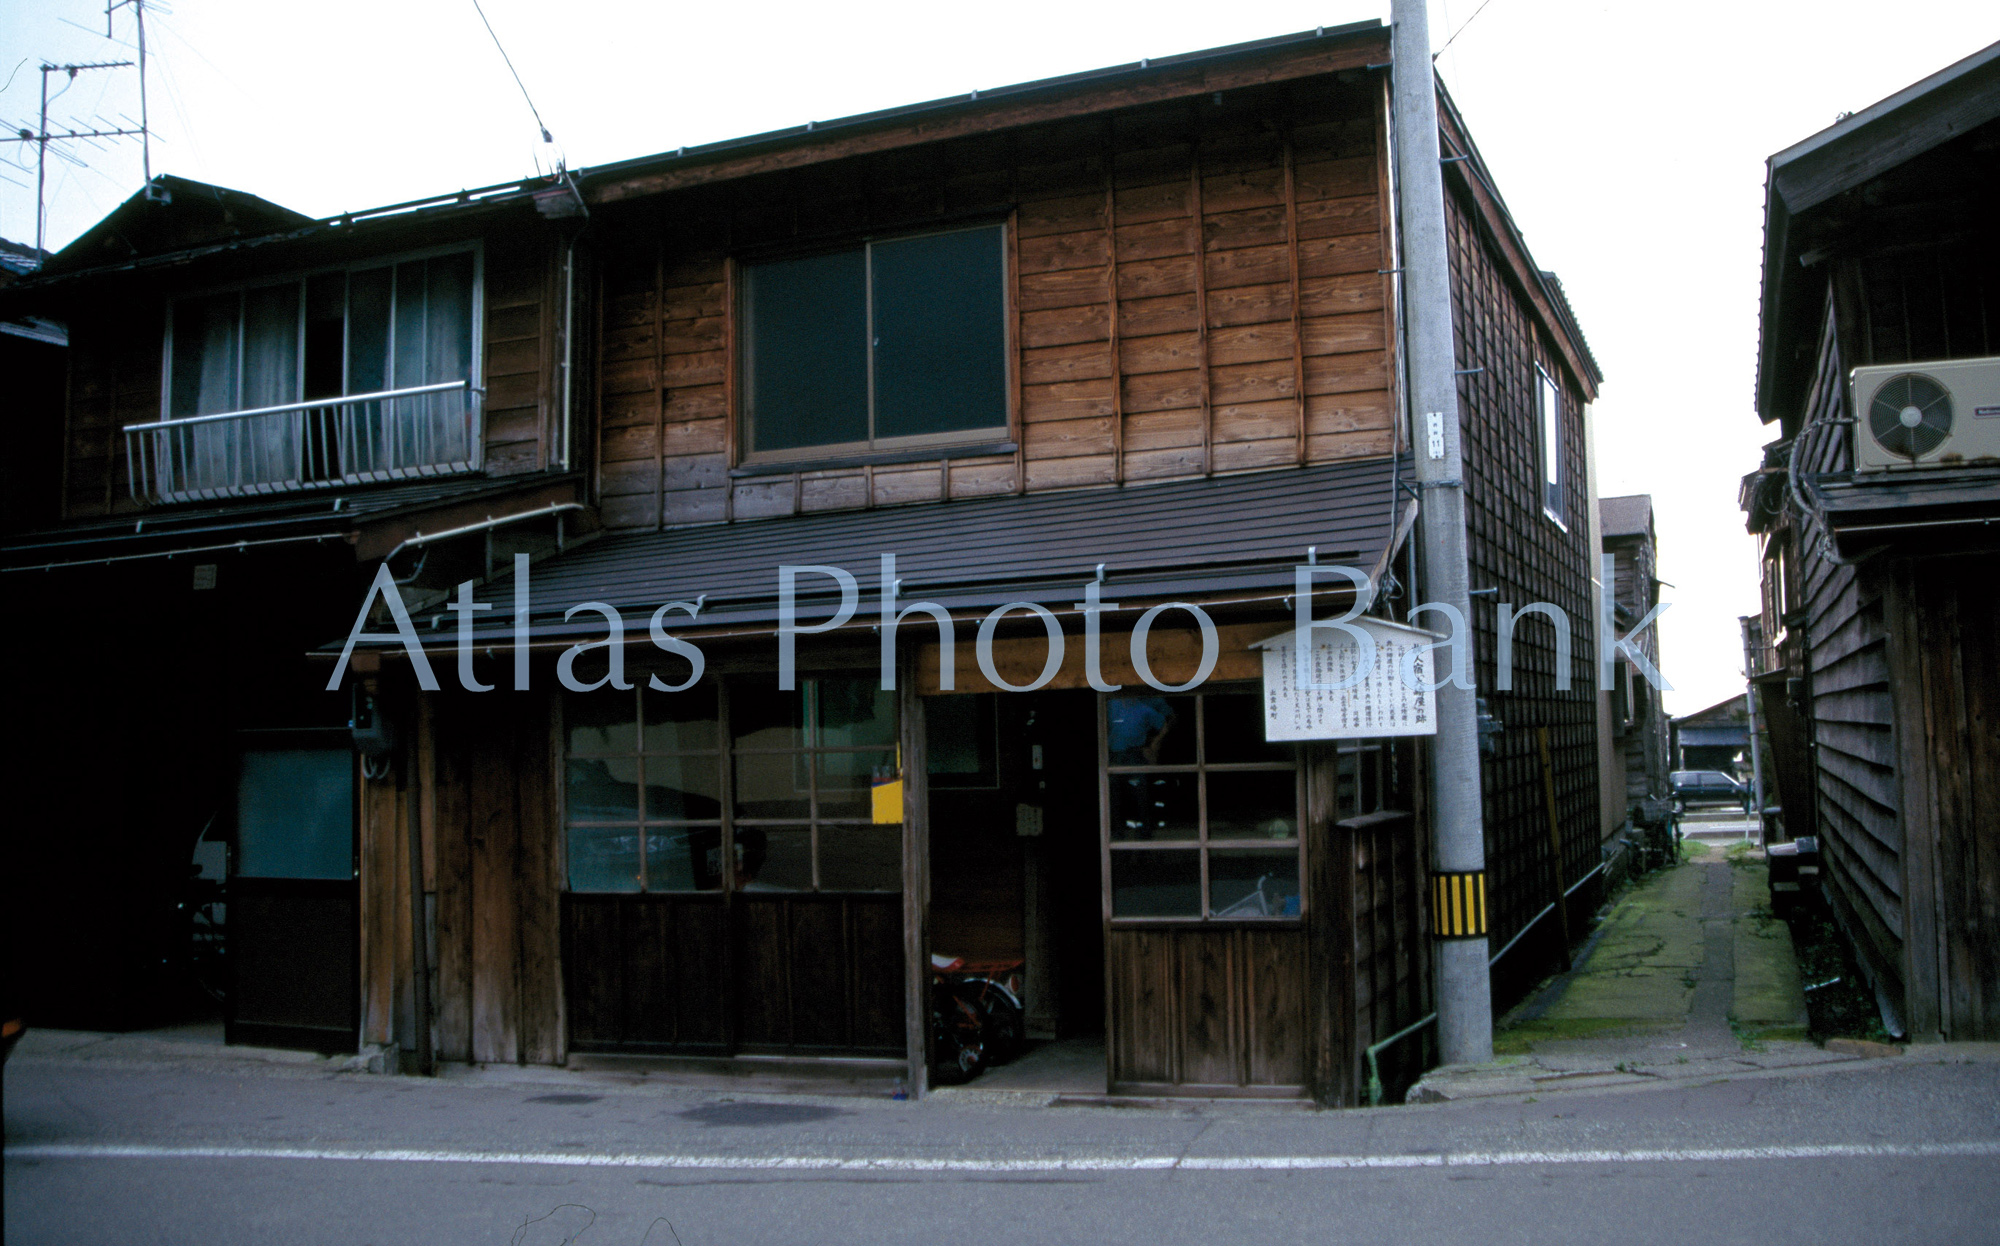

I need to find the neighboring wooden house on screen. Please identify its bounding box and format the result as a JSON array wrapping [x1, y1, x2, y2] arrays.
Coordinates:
[[1740, 41, 1999, 1040], [0, 174, 585, 1040], [1599, 495, 1669, 816], [1, 22, 1603, 1099], [1671, 694, 1751, 774]]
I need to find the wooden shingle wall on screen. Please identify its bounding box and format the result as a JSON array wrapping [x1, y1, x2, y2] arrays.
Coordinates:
[[591, 76, 1397, 532], [1442, 177, 1600, 979]]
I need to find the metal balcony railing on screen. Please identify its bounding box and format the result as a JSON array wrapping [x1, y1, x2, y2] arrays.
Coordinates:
[[124, 380, 483, 504]]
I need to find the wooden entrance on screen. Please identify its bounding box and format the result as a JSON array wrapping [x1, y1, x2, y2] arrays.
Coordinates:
[[1100, 688, 1311, 1096], [227, 732, 359, 1052], [557, 675, 907, 1059]]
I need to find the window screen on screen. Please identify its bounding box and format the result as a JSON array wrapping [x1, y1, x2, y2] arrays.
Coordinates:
[[741, 224, 1007, 458]]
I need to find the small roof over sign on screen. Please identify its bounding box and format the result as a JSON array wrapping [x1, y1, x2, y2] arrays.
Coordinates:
[[1251, 614, 1446, 650]]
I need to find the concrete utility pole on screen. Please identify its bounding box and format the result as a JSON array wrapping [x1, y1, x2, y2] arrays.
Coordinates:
[[1739, 616, 1768, 841], [1391, 0, 1493, 1064]]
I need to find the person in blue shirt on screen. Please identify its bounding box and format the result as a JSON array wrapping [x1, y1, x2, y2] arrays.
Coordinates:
[[1107, 696, 1177, 765]]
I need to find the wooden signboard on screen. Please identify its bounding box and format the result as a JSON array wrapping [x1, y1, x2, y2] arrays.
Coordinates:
[[1254, 617, 1442, 740]]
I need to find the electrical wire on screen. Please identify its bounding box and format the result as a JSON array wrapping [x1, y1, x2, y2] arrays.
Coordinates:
[[1434, 0, 1501, 60], [469, 0, 555, 147]]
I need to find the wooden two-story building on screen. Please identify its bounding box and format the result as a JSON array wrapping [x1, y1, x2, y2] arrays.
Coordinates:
[[1, 22, 1600, 1101], [1742, 41, 1999, 1042]]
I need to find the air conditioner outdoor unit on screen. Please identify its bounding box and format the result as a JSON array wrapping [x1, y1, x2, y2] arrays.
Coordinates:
[[1851, 356, 2000, 472]]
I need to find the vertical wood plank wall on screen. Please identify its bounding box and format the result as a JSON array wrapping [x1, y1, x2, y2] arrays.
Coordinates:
[[1440, 178, 1600, 984], [1889, 563, 2000, 1039], [590, 77, 1396, 533], [423, 689, 564, 1064]]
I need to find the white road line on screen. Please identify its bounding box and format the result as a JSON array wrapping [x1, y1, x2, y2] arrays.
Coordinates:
[[7, 1141, 1999, 1172]]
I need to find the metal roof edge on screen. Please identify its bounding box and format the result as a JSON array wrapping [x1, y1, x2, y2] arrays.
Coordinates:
[[574, 21, 1386, 188], [1432, 77, 1604, 391], [1768, 39, 2000, 174], [1753, 40, 1999, 425]]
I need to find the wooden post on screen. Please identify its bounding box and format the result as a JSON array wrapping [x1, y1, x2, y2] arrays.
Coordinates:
[[898, 661, 931, 1094], [1537, 726, 1573, 971]]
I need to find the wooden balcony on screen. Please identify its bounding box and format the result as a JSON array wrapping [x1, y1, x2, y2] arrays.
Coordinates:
[[123, 380, 481, 504]]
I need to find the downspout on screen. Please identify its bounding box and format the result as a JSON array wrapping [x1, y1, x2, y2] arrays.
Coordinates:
[[1390, 0, 1494, 1065]]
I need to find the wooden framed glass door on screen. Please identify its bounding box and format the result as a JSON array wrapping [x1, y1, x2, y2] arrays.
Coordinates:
[[559, 676, 903, 1057], [1100, 688, 1310, 1096], [227, 732, 359, 1052]]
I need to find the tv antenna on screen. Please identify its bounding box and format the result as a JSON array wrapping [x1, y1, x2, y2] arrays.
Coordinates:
[[0, 0, 155, 254]]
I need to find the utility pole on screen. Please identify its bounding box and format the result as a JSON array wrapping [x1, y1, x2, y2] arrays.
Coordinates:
[[1739, 616, 1768, 842], [1391, 0, 1493, 1065]]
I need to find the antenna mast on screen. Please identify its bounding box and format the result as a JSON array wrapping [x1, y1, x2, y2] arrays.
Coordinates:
[[13, 60, 141, 253], [2, 1, 156, 255], [108, 0, 152, 183]]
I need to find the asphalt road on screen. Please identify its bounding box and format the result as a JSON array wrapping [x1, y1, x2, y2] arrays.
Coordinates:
[[7, 1054, 2000, 1245]]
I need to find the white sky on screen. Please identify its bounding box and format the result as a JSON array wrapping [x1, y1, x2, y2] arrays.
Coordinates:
[[2, 1, 1994, 715]]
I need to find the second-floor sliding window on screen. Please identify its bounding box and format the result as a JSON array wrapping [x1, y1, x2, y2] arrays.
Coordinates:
[[739, 224, 1008, 462], [166, 251, 476, 419], [1537, 366, 1565, 524]]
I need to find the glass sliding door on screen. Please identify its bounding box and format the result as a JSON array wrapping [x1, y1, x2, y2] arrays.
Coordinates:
[[227, 735, 359, 1052]]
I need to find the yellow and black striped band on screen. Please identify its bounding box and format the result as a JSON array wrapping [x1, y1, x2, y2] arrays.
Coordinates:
[[1432, 871, 1488, 938]]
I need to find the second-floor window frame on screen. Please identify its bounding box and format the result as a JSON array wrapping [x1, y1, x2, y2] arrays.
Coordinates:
[[1536, 362, 1567, 529], [732, 218, 1016, 469], [159, 240, 485, 422]]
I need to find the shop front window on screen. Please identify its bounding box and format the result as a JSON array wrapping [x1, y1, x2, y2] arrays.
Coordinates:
[[561, 677, 902, 895], [730, 677, 900, 893], [563, 683, 723, 893], [1103, 689, 1301, 920]]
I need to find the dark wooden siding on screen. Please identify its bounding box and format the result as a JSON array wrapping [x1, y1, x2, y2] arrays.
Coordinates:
[[61, 301, 159, 518], [1786, 293, 1908, 1008], [480, 232, 562, 476], [561, 892, 902, 1056], [589, 75, 1397, 532], [1442, 176, 1600, 984], [1886, 561, 2000, 1039], [1105, 926, 1308, 1094]]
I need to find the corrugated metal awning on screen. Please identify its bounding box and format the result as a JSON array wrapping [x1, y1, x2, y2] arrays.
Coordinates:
[[427, 458, 1402, 645], [1677, 726, 1748, 748], [2, 473, 585, 572]]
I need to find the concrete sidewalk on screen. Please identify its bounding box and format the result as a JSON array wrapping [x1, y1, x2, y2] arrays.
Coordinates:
[[1411, 843, 1946, 1103]]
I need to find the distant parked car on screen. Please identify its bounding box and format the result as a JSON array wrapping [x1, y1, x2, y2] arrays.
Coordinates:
[[1670, 769, 1751, 811]]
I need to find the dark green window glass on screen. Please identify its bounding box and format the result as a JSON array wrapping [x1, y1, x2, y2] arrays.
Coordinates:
[[743, 249, 868, 452], [740, 225, 1006, 457], [870, 227, 1006, 440]]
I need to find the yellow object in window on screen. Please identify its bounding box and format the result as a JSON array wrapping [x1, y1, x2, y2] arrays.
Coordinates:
[[871, 763, 903, 825]]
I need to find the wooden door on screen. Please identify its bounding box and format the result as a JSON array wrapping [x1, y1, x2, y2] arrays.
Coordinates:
[[227, 735, 359, 1052], [1100, 689, 1310, 1096]]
